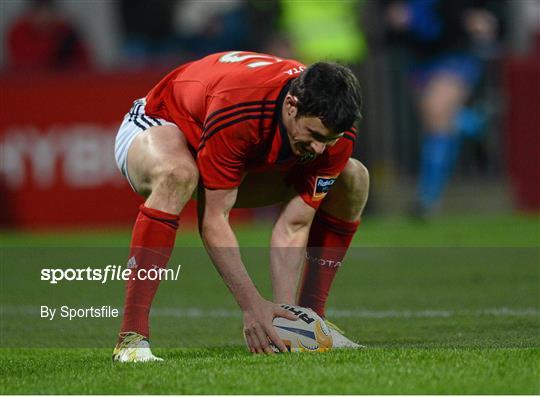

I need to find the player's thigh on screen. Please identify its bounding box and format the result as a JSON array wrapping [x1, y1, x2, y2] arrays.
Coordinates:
[[234, 171, 295, 208], [126, 124, 197, 197]]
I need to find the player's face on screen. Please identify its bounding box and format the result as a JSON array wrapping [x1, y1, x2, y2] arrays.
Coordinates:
[[283, 95, 344, 161]]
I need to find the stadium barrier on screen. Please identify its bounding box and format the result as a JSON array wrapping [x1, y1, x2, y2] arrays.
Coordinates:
[[504, 56, 540, 212], [0, 71, 254, 228]]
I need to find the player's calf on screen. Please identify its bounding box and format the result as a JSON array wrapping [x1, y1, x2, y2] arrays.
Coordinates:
[[298, 159, 369, 325]]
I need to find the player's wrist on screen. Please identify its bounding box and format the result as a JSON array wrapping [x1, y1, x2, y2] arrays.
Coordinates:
[[238, 290, 264, 312]]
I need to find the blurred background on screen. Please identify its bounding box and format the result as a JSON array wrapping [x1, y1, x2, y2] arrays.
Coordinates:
[[0, 0, 539, 230]]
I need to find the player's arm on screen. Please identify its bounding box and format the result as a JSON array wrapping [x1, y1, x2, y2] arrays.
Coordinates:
[[270, 138, 355, 303], [199, 187, 296, 354], [270, 194, 316, 303]]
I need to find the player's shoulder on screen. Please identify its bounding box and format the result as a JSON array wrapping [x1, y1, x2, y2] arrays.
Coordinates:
[[195, 51, 306, 92], [200, 52, 305, 126], [330, 128, 358, 157], [205, 51, 305, 72]]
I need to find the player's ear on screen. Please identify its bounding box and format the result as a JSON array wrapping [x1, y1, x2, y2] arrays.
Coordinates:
[[285, 94, 298, 117]]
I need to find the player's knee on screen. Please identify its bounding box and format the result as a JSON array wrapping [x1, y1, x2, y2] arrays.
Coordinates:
[[154, 161, 199, 198], [343, 159, 369, 206]]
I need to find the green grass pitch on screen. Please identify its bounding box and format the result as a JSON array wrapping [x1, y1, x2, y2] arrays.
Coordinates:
[[1, 214, 539, 394]]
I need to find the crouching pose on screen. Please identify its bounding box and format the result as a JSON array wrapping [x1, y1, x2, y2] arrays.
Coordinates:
[[113, 51, 369, 361]]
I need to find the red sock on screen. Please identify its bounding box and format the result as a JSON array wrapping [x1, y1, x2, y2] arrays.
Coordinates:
[[298, 210, 359, 318], [120, 204, 179, 338]]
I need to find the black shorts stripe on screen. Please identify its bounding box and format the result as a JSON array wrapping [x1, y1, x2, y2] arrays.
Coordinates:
[[128, 105, 135, 121], [133, 117, 147, 131], [129, 103, 142, 122], [149, 116, 162, 126], [204, 105, 276, 134], [140, 113, 158, 128], [198, 114, 274, 151], [204, 100, 277, 129]]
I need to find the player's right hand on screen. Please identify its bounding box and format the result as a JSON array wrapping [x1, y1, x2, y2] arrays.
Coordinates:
[[242, 298, 297, 354]]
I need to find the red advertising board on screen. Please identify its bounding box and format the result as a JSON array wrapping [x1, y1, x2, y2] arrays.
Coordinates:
[[0, 70, 254, 228], [503, 56, 540, 212]]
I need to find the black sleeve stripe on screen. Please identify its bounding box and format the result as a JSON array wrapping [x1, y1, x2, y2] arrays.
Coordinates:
[[198, 114, 274, 151], [204, 105, 276, 134], [343, 134, 356, 143], [205, 100, 277, 128]]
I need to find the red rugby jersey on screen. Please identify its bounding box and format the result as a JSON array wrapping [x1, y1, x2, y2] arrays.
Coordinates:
[[144, 51, 357, 209]]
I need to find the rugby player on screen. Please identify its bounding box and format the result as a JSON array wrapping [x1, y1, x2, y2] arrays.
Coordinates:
[[112, 51, 369, 362]]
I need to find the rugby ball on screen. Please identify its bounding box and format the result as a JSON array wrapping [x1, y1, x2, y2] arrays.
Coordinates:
[[272, 304, 333, 352]]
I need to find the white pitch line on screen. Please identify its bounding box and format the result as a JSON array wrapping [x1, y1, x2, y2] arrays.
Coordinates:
[[150, 307, 540, 319], [1, 306, 538, 319]]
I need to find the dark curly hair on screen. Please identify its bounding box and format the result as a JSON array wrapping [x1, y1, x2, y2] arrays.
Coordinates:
[[289, 62, 362, 133]]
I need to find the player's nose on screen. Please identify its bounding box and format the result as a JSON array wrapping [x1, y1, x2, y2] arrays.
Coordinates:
[[310, 141, 326, 155]]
